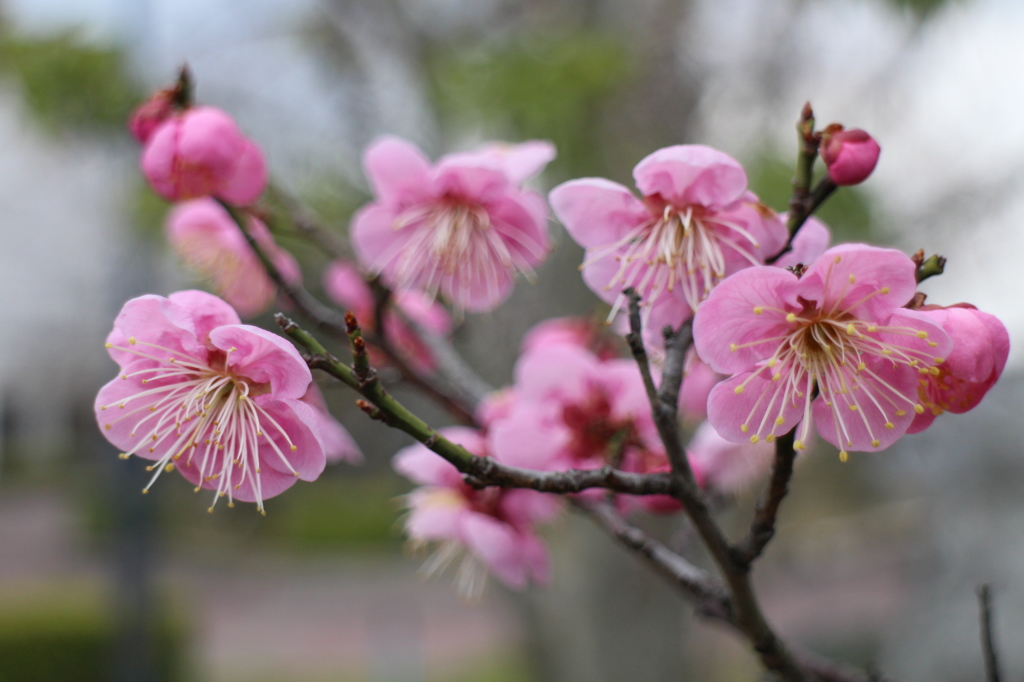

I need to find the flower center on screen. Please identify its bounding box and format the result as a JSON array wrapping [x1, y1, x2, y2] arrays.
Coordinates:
[[586, 204, 762, 318], [99, 338, 299, 513]]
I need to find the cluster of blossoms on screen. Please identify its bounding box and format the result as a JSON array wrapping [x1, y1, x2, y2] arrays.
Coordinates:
[[99, 77, 1009, 598]]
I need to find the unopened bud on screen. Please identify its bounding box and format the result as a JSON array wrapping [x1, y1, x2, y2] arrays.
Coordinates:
[[820, 124, 880, 186], [128, 89, 175, 144]]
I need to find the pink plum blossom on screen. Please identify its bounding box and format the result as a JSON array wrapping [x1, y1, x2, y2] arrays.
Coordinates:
[[323, 260, 452, 373], [488, 344, 670, 506], [393, 427, 560, 597], [907, 304, 1009, 433], [549, 145, 787, 321], [141, 106, 268, 205], [95, 291, 330, 512], [166, 199, 301, 318], [520, 315, 623, 361], [820, 126, 881, 186], [694, 244, 953, 458], [772, 216, 831, 270], [351, 136, 555, 312], [686, 421, 774, 495]]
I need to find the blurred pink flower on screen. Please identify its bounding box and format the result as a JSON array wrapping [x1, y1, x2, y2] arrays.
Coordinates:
[[520, 315, 623, 361], [128, 89, 175, 144], [393, 427, 560, 596], [908, 304, 1010, 433], [166, 199, 300, 318], [772, 216, 831, 270], [695, 244, 952, 458], [95, 291, 329, 513], [686, 421, 774, 495], [298, 384, 362, 464], [351, 136, 554, 312], [820, 125, 881, 186], [549, 145, 786, 321], [142, 106, 268, 205], [323, 260, 452, 373]]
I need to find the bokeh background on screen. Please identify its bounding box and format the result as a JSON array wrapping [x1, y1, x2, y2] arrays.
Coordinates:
[[1, 0, 1023, 680]]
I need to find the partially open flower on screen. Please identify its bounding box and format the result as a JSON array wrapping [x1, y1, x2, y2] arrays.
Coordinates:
[[908, 304, 1009, 433], [695, 244, 953, 458], [351, 136, 555, 312], [820, 125, 880, 186], [550, 145, 786, 322], [166, 199, 300, 318], [95, 291, 331, 512], [393, 427, 559, 597], [128, 89, 176, 144], [142, 106, 268, 205]]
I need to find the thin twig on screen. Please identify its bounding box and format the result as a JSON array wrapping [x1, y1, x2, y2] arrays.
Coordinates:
[[978, 583, 1002, 682], [623, 288, 659, 406], [732, 429, 799, 568]]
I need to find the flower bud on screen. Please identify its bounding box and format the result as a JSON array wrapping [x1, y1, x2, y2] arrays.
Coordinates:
[[128, 89, 176, 144], [820, 125, 880, 186]]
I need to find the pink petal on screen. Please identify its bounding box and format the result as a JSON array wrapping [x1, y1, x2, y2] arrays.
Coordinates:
[[167, 289, 242, 346], [686, 420, 773, 494], [251, 395, 328, 481], [211, 325, 312, 400], [680, 354, 721, 422], [706, 370, 804, 444], [488, 191, 551, 268], [579, 247, 626, 305], [710, 200, 788, 275], [299, 385, 362, 464], [633, 145, 748, 209], [430, 156, 510, 204], [404, 490, 466, 540], [459, 513, 529, 589], [349, 203, 401, 277], [498, 489, 563, 527], [107, 294, 204, 369], [549, 178, 650, 249], [514, 345, 599, 405], [475, 140, 556, 183], [773, 216, 831, 269], [218, 138, 268, 206], [393, 444, 462, 488], [488, 404, 571, 471], [362, 136, 433, 207], [939, 307, 999, 383], [323, 260, 375, 321], [692, 266, 800, 374], [795, 244, 917, 322]]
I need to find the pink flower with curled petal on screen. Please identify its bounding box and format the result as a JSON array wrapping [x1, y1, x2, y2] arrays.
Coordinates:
[[694, 244, 953, 459], [549, 145, 787, 321], [351, 136, 555, 312], [393, 427, 560, 597], [142, 106, 268, 205], [166, 199, 301, 318], [907, 304, 1009, 434], [323, 260, 452, 373], [95, 291, 328, 513]]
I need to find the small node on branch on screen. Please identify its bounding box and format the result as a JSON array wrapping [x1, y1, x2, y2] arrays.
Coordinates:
[[344, 311, 360, 335], [914, 252, 946, 283], [355, 399, 385, 422]]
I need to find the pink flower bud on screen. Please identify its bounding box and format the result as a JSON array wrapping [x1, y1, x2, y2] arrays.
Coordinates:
[[140, 106, 268, 205], [820, 125, 880, 186], [128, 89, 176, 144]]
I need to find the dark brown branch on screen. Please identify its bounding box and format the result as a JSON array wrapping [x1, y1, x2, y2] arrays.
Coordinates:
[[732, 429, 799, 568], [570, 497, 731, 618], [978, 584, 1002, 682]]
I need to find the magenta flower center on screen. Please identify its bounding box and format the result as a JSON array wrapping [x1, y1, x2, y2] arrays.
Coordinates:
[[99, 337, 299, 513], [729, 285, 943, 458], [589, 203, 762, 315]]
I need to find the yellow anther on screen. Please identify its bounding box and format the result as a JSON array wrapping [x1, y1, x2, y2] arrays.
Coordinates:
[[786, 313, 797, 323], [165, 463, 175, 472], [293, 472, 300, 477], [884, 422, 895, 430], [118, 453, 129, 459], [929, 366, 941, 376], [104, 424, 112, 430], [880, 287, 890, 294], [772, 373, 781, 382], [290, 445, 297, 451], [909, 359, 918, 366], [914, 404, 925, 414], [834, 256, 842, 263], [730, 343, 737, 352], [734, 385, 744, 394], [141, 489, 149, 494], [849, 405, 858, 411], [229, 346, 237, 352], [849, 274, 856, 284], [775, 416, 785, 426], [916, 330, 928, 339], [740, 424, 749, 433], [105, 342, 113, 348], [847, 323, 856, 335], [794, 440, 807, 451], [881, 349, 892, 355], [766, 434, 776, 443], [128, 336, 136, 345], [896, 410, 907, 416], [767, 358, 777, 367], [749, 435, 760, 444], [256, 468, 262, 473], [100, 406, 107, 411], [227, 502, 235, 508], [927, 341, 938, 347], [933, 357, 945, 364], [867, 325, 877, 332], [839, 451, 849, 462], [871, 439, 881, 447], [194, 486, 201, 493], [753, 306, 764, 314], [146, 465, 154, 471], [260, 510, 267, 517], [857, 362, 866, 371], [208, 507, 215, 514]]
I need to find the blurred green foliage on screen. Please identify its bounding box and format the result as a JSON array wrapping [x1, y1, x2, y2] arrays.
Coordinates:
[[0, 30, 140, 132], [0, 582, 187, 682], [747, 155, 875, 245], [430, 31, 633, 179]]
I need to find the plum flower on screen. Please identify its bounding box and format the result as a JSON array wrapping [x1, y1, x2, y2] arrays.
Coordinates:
[[520, 315, 623, 361], [488, 344, 664, 488], [549, 145, 787, 320], [695, 244, 953, 458], [393, 427, 559, 597], [686, 421, 774, 495], [322, 260, 452, 373], [95, 291, 329, 512], [166, 199, 301, 318], [142, 106, 268, 206], [908, 304, 1009, 433], [351, 136, 555, 312]]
